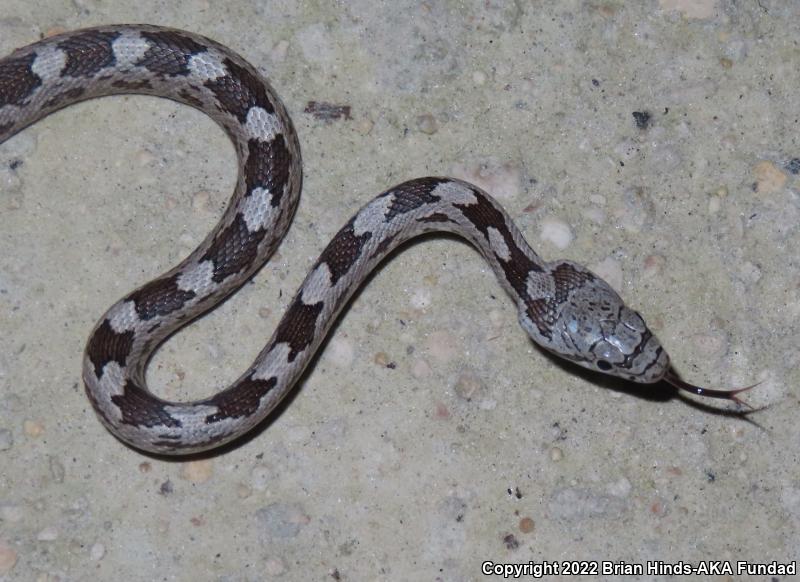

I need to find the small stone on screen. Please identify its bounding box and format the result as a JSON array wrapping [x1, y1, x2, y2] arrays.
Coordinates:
[[753, 161, 787, 194], [251, 464, 272, 491], [690, 332, 728, 359], [549, 447, 564, 462], [296, 23, 335, 65], [503, 533, 519, 550], [632, 111, 651, 129], [786, 158, 800, 175], [180, 459, 214, 484], [319, 417, 347, 441], [549, 487, 627, 519], [3, 191, 23, 211], [591, 257, 623, 291], [23, 419, 44, 438], [255, 503, 310, 539], [650, 497, 668, 517], [658, 0, 716, 19], [0, 167, 22, 194], [0, 504, 24, 523], [539, 217, 573, 249], [451, 160, 523, 200], [719, 57, 733, 69], [426, 331, 459, 363], [649, 146, 682, 172], [192, 190, 212, 212], [488, 309, 504, 329], [642, 254, 665, 279], [607, 477, 632, 497], [373, 351, 390, 367], [135, 149, 155, 166], [614, 138, 640, 161], [326, 337, 354, 367], [409, 287, 432, 310], [48, 456, 65, 483], [416, 113, 438, 135], [583, 206, 605, 224], [618, 187, 654, 232], [739, 261, 762, 283], [0, 429, 12, 451], [0, 541, 17, 575], [270, 40, 289, 62], [434, 402, 450, 419], [37, 526, 59, 541], [410, 358, 432, 379], [454, 373, 485, 400], [89, 542, 105, 561], [355, 118, 374, 135], [138, 462, 152, 473], [264, 557, 287, 575], [519, 517, 535, 533]]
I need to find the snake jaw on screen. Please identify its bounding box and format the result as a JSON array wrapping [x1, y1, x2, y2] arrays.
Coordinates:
[[663, 368, 760, 410]]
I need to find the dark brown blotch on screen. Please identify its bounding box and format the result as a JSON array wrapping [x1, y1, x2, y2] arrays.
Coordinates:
[[203, 375, 277, 423], [177, 87, 204, 108], [369, 231, 397, 261], [453, 189, 508, 239], [43, 86, 86, 109], [243, 136, 292, 206], [454, 190, 543, 297], [525, 298, 557, 339], [201, 213, 269, 283], [111, 380, 182, 428], [417, 212, 457, 224], [136, 30, 207, 76], [205, 56, 275, 121], [58, 30, 120, 77], [127, 274, 196, 321], [384, 179, 444, 221], [0, 52, 41, 107], [274, 299, 324, 362], [524, 263, 595, 338], [499, 241, 542, 300], [85, 318, 136, 378], [110, 78, 153, 91], [551, 262, 594, 304], [317, 217, 373, 285]]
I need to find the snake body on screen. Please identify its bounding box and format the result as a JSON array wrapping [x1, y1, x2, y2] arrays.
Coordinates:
[[0, 25, 678, 454]]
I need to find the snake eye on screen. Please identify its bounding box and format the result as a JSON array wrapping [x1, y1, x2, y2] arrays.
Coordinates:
[[596, 360, 612, 371]]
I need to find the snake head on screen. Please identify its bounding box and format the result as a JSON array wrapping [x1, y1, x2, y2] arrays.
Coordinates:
[[518, 261, 669, 384]]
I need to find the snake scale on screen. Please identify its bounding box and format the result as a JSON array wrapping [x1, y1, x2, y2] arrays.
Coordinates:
[[0, 25, 752, 455]]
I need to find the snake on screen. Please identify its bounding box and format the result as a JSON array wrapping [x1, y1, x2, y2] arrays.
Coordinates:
[[0, 25, 753, 455]]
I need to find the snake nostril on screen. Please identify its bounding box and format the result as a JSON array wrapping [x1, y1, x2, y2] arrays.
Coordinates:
[[596, 360, 612, 371]]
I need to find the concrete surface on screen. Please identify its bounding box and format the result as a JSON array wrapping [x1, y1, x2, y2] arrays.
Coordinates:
[[1, 1, 798, 580]]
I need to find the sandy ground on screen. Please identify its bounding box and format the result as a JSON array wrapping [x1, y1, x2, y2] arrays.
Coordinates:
[[1, 1, 798, 580]]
